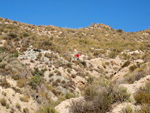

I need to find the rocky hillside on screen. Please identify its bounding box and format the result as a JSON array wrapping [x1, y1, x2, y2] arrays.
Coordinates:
[[0, 17, 150, 113]]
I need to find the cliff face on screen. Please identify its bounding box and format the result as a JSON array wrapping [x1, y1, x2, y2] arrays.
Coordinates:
[[0, 17, 150, 113]]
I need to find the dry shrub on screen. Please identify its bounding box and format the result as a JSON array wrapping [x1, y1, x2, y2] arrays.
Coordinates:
[[136, 104, 150, 113], [17, 78, 27, 88], [0, 98, 6, 106], [36, 106, 58, 113], [124, 62, 150, 84], [70, 78, 130, 113], [134, 82, 150, 113], [122, 61, 130, 68], [23, 108, 29, 113], [129, 65, 138, 72], [20, 95, 29, 102], [0, 78, 10, 88], [121, 105, 133, 113], [16, 103, 21, 110], [134, 82, 150, 105]]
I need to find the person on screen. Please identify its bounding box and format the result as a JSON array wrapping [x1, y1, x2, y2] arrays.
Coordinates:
[[76, 54, 79, 60]]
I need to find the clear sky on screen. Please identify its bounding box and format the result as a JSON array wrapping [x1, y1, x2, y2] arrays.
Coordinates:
[[0, 0, 150, 32]]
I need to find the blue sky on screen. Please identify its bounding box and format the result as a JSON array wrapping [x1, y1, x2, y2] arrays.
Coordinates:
[[0, 0, 150, 32]]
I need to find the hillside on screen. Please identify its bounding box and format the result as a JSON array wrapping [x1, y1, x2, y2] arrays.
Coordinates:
[[0, 17, 150, 113]]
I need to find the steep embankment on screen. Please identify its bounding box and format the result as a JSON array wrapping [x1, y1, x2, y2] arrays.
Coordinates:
[[0, 17, 150, 113]]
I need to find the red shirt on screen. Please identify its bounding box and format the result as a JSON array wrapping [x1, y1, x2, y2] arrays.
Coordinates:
[[76, 54, 79, 57]]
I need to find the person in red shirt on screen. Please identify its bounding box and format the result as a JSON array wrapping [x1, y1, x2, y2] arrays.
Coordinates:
[[76, 54, 79, 60]]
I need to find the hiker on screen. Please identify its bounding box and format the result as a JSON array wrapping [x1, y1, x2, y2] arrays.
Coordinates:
[[76, 54, 79, 60]]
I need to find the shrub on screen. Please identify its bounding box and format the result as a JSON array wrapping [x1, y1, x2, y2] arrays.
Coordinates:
[[17, 79, 27, 88], [36, 106, 58, 113], [84, 85, 98, 100], [124, 63, 150, 84], [129, 65, 137, 72], [109, 51, 118, 58], [29, 75, 43, 89], [80, 61, 86, 67], [8, 32, 17, 39], [22, 32, 29, 37], [136, 104, 150, 113], [42, 40, 52, 46], [33, 67, 44, 76], [54, 70, 58, 73], [122, 61, 130, 68], [54, 96, 66, 106], [23, 108, 29, 113], [87, 76, 94, 84], [0, 98, 6, 106], [6, 103, 9, 109], [117, 29, 123, 32], [65, 93, 75, 99], [93, 51, 99, 56], [67, 68, 71, 73], [16, 103, 21, 110], [121, 105, 133, 113], [52, 81, 59, 87], [37, 53, 42, 60], [66, 63, 72, 68], [0, 61, 7, 68], [10, 51, 19, 57], [20, 95, 29, 102], [49, 73, 54, 77], [1, 78, 10, 88], [134, 82, 150, 105], [70, 78, 130, 113]]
